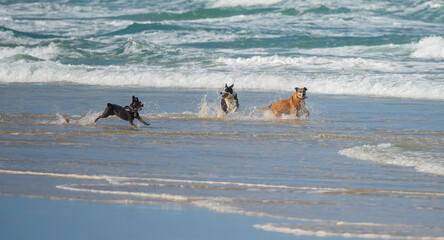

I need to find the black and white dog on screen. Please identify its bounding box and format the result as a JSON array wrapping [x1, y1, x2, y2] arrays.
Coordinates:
[[95, 96, 150, 127], [220, 84, 239, 114]]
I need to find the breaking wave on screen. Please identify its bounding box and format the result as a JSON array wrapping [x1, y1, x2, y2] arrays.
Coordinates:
[[411, 36, 444, 59], [1, 0, 444, 101], [1, 60, 443, 100]]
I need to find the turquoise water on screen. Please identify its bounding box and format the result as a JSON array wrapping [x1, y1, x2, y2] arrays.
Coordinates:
[[1, 0, 444, 239], [1, 0, 444, 99]]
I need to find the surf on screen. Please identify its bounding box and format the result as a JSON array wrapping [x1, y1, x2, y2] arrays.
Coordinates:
[[339, 143, 444, 176]]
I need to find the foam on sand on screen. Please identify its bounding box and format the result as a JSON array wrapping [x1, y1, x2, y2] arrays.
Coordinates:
[[2, 169, 443, 197], [255, 223, 444, 240]]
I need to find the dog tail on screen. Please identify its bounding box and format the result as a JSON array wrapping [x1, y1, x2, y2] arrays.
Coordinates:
[[255, 105, 271, 111]]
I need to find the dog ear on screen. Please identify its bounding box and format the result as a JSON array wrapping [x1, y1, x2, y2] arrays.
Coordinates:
[[225, 84, 228, 88], [132, 96, 136, 100], [304, 87, 307, 91], [295, 87, 299, 91], [230, 84, 234, 88]]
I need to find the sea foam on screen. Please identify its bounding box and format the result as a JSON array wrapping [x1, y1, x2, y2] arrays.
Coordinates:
[[411, 36, 444, 59], [339, 143, 444, 176], [1, 60, 444, 100], [208, 0, 283, 8], [254, 222, 444, 240]]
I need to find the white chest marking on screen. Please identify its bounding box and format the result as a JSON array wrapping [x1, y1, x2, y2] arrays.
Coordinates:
[[224, 97, 237, 113]]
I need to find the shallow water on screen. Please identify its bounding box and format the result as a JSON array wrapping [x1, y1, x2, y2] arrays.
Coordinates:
[[1, 0, 444, 238], [1, 196, 301, 240], [1, 83, 443, 239]]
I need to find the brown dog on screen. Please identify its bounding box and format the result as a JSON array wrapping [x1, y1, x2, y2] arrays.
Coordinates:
[[256, 87, 309, 118]]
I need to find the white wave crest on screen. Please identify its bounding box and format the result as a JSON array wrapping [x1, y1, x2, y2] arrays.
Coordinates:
[[0, 42, 61, 61], [0, 29, 14, 40], [339, 143, 444, 176], [1, 60, 443, 100], [217, 55, 397, 72], [207, 0, 283, 8], [411, 36, 444, 59]]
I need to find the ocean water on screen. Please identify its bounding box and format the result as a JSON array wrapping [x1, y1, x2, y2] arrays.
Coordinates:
[[1, 0, 444, 239]]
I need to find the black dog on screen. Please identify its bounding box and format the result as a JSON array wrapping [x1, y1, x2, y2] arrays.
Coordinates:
[[95, 96, 150, 127], [220, 84, 239, 114]]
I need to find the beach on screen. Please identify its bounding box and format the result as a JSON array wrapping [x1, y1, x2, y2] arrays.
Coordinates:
[[1, 0, 444, 239]]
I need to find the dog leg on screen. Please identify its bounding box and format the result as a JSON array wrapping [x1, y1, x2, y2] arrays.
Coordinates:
[[297, 109, 310, 117], [129, 119, 136, 128], [94, 114, 105, 122], [95, 105, 114, 123], [95, 111, 111, 122], [272, 108, 282, 118], [221, 99, 228, 114], [136, 116, 150, 126]]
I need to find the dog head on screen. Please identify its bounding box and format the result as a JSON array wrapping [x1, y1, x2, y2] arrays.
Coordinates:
[[295, 87, 308, 99], [220, 84, 236, 99], [130, 96, 144, 111]]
